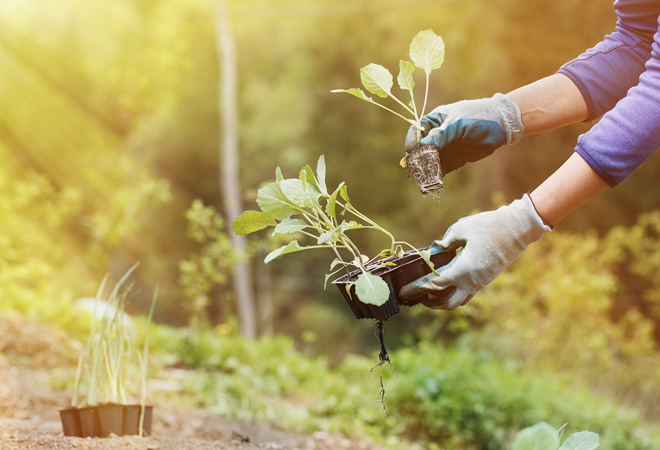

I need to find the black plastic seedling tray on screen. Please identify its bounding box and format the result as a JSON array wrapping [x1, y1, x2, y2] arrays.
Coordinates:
[[332, 248, 456, 320]]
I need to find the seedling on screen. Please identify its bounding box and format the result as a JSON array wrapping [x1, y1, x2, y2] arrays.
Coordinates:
[[67, 263, 157, 437], [331, 29, 446, 197], [232, 155, 436, 307]]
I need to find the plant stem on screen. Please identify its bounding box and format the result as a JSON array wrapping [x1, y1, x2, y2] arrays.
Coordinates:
[[331, 247, 352, 277], [421, 72, 430, 118], [387, 91, 417, 119], [345, 205, 397, 251], [393, 240, 418, 252], [370, 99, 423, 130], [408, 87, 419, 122], [339, 234, 370, 273], [310, 197, 335, 230]]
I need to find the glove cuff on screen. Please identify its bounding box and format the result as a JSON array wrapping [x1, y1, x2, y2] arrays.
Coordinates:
[[493, 93, 524, 146], [506, 194, 552, 248]]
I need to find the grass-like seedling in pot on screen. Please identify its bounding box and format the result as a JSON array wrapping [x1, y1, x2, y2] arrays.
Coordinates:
[[332, 29, 446, 197], [62, 263, 157, 438]]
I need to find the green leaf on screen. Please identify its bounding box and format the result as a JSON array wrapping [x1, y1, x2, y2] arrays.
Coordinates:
[[326, 182, 346, 220], [318, 221, 362, 245], [257, 182, 300, 220], [330, 258, 344, 270], [281, 179, 313, 208], [339, 184, 350, 202], [339, 220, 362, 231], [512, 422, 560, 450], [559, 432, 599, 450], [324, 266, 348, 289], [558, 424, 568, 442], [398, 60, 416, 91], [341, 201, 351, 215], [330, 88, 379, 105], [360, 63, 393, 99], [353, 254, 369, 266], [299, 166, 323, 203], [300, 165, 318, 188], [409, 29, 445, 75], [317, 230, 335, 245], [324, 273, 332, 290], [345, 283, 353, 300], [354, 272, 390, 306], [275, 166, 284, 182], [419, 249, 438, 275], [316, 155, 329, 197], [231, 210, 277, 235], [272, 218, 307, 236], [264, 240, 305, 264]]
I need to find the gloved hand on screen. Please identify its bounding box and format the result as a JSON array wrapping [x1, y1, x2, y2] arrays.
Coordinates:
[[399, 194, 551, 310], [405, 93, 524, 174]]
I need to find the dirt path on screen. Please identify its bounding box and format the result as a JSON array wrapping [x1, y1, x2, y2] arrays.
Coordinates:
[[0, 359, 385, 450], [0, 315, 385, 450]]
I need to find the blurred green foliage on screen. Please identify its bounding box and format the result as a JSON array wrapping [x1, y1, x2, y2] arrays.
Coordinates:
[[178, 199, 235, 326], [465, 212, 660, 418], [137, 323, 658, 450]]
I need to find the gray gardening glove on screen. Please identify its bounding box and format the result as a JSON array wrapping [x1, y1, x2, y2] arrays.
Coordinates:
[[399, 194, 551, 310], [404, 93, 524, 174]]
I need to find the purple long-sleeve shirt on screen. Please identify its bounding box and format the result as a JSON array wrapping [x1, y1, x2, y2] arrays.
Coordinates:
[[557, 0, 660, 187]]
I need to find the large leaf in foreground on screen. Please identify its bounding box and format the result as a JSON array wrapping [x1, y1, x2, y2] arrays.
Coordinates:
[[264, 240, 305, 264], [559, 432, 599, 450], [231, 210, 277, 235], [410, 29, 445, 74], [354, 272, 390, 306], [360, 63, 393, 98], [257, 182, 299, 220], [512, 422, 559, 450]]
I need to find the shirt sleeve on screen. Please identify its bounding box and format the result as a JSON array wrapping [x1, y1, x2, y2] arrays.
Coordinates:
[[557, 27, 652, 120], [573, 20, 660, 187]]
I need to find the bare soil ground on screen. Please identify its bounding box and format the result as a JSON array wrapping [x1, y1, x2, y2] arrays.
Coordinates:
[[0, 315, 385, 450]]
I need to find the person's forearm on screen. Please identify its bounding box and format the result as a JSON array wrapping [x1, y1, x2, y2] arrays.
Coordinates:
[[506, 74, 589, 136], [529, 152, 609, 226]]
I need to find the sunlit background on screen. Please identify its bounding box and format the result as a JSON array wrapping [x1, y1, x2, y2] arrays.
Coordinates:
[[2, 0, 660, 448]]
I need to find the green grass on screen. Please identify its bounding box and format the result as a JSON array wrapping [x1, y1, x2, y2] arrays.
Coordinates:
[[138, 323, 660, 450]]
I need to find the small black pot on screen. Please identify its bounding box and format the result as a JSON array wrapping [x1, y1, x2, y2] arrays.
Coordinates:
[[59, 407, 82, 437], [77, 405, 99, 438], [123, 404, 153, 436], [59, 404, 153, 438], [332, 248, 455, 320]]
